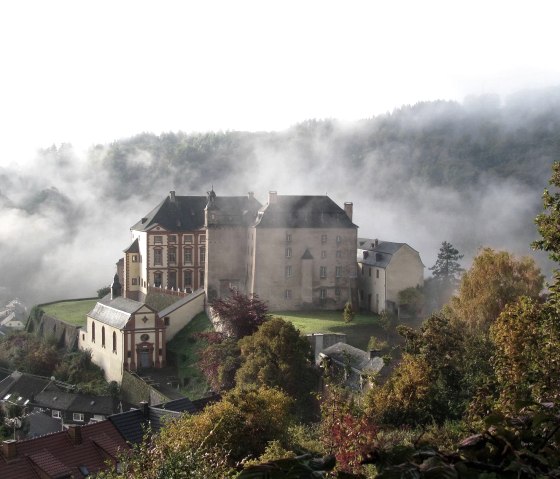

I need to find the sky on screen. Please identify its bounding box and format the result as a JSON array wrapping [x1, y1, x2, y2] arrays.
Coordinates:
[[1, 0, 560, 165]]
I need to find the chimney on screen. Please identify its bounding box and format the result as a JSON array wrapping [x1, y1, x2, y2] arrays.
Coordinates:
[[2, 440, 16, 460], [344, 202, 353, 221], [68, 425, 82, 445], [268, 191, 277, 204], [248, 191, 254, 199], [170, 191, 176, 202], [374, 238, 379, 247]]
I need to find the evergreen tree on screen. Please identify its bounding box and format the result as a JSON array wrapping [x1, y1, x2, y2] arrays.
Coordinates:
[[429, 241, 464, 284]]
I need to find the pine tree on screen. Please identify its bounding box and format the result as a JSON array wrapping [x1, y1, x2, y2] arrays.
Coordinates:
[[429, 241, 464, 284]]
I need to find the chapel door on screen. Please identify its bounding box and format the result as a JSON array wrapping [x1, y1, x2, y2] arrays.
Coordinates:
[[139, 350, 150, 368]]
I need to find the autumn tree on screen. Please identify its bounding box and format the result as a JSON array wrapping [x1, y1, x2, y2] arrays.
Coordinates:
[[447, 247, 543, 331], [197, 335, 240, 392], [235, 317, 320, 421], [210, 289, 270, 339]]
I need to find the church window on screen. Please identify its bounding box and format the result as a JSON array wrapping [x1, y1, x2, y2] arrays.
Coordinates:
[[154, 249, 163, 266], [101, 327, 105, 348], [285, 265, 292, 277], [91, 321, 95, 343], [112, 332, 117, 352], [154, 236, 163, 244], [285, 247, 292, 258], [320, 266, 327, 278]]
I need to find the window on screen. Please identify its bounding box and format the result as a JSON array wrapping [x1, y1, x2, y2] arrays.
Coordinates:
[[73, 412, 85, 422], [101, 326, 105, 348], [336, 250, 342, 258], [336, 235, 342, 243], [335, 287, 341, 296], [199, 270, 205, 286], [127, 351, 132, 358], [140, 334, 150, 341], [320, 288, 327, 299], [169, 235, 177, 243], [154, 249, 163, 266], [112, 332, 117, 352], [286, 232, 292, 242], [131, 278, 138, 285], [321, 234, 327, 244], [376, 269, 380, 279], [184, 270, 193, 287], [131, 254, 138, 262], [158, 348, 163, 356], [321, 250, 327, 259], [336, 266, 342, 278], [52, 410, 61, 419], [184, 247, 193, 264], [164, 317, 170, 326], [320, 266, 327, 278], [199, 235, 206, 243], [199, 247, 206, 264], [168, 271, 177, 289], [184, 234, 193, 244], [154, 235, 162, 244], [285, 289, 292, 299], [285, 265, 292, 277], [91, 321, 95, 343], [154, 272, 162, 287], [168, 247, 177, 265], [285, 247, 292, 258]]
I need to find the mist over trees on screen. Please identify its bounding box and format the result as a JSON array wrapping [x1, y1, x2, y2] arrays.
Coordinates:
[[2, 87, 560, 304]]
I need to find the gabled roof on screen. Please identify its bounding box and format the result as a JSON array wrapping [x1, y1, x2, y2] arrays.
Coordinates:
[[88, 295, 156, 329], [256, 195, 357, 229], [320, 342, 384, 375], [357, 238, 406, 268], [0, 420, 129, 478], [34, 391, 116, 416]]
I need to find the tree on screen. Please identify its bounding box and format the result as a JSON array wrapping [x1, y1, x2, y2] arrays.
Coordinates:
[[342, 302, 354, 323], [397, 286, 425, 318], [447, 247, 543, 331], [429, 241, 464, 283], [235, 318, 320, 421], [197, 336, 240, 392], [210, 289, 270, 339], [97, 286, 110, 298]]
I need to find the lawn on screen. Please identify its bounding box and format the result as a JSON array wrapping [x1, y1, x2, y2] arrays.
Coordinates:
[[273, 310, 384, 351], [41, 299, 98, 326], [166, 312, 214, 399]]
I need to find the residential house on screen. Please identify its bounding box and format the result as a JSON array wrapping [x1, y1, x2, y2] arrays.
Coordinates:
[[357, 238, 424, 314]]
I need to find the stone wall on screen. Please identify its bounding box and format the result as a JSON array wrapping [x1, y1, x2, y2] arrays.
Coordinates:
[[121, 370, 169, 406]]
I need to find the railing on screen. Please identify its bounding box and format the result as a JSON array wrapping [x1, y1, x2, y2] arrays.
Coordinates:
[[146, 285, 194, 298]]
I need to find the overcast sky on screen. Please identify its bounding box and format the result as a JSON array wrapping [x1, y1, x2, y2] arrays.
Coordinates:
[[1, 0, 559, 165]]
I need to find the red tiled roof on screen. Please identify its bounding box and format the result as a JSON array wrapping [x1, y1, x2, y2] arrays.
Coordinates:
[[0, 420, 129, 478]]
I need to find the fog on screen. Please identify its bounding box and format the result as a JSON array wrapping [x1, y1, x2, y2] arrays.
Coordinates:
[[1, 91, 557, 306]]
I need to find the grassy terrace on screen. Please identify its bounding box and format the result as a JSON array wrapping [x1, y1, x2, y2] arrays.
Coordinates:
[[274, 310, 382, 351], [41, 299, 97, 326]]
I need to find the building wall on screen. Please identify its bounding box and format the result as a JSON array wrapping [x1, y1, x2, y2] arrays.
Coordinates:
[[79, 318, 124, 383], [160, 289, 205, 341], [385, 246, 424, 304], [358, 264, 386, 313], [251, 227, 357, 310]]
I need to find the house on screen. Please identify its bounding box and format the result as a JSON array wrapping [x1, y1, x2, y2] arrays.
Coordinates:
[[78, 280, 166, 383], [0, 421, 129, 478], [119, 190, 357, 311], [0, 371, 63, 413], [319, 342, 384, 390], [32, 390, 118, 426], [357, 238, 424, 314]]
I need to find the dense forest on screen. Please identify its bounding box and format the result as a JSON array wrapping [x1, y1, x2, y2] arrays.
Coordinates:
[[1, 87, 560, 303]]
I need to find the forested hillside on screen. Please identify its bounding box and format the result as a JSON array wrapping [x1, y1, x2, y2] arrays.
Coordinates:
[[1, 88, 560, 303]]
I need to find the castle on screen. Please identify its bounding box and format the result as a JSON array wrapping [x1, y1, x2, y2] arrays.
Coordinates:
[[120, 189, 359, 310]]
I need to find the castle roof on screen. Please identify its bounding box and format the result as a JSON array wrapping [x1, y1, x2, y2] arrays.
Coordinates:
[[131, 192, 262, 232], [88, 295, 156, 329], [256, 195, 357, 229], [123, 238, 139, 253]]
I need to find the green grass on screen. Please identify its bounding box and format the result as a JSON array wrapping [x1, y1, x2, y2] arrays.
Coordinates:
[[273, 310, 384, 350], [166, 312, 213, 399], [41, 299, 98, 326]]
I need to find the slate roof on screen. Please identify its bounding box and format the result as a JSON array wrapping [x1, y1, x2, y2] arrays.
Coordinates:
[[88, 295, 153, 329], [357, 238, 406, 269], [256, 195, 357, 229], [131, 194, 262, 232], [320, 342, 384, 375], [34, 391, 116, 416], [0, 371, 60, 405], [123, 237, 139, 254], [108, 408, 145, 444], [0, 420, 129, 478]]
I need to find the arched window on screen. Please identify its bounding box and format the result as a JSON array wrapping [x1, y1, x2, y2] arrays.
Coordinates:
[[92, 321, 95, 343], [112, 331, 117, 352], [102, 326, 106, 348]]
